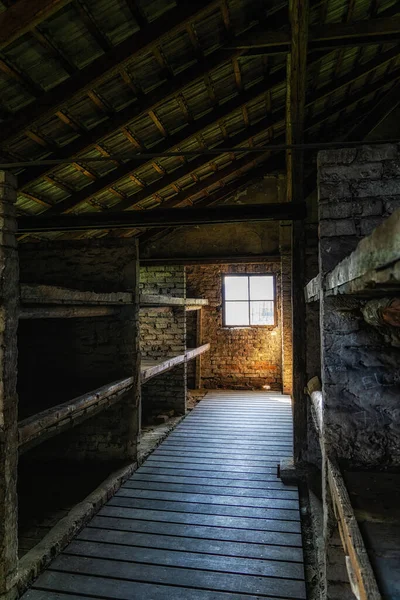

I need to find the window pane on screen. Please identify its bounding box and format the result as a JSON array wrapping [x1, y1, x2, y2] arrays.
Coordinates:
[[250, 301, 275, 325], [250, 276, 274, 300], [224, 276, 249, 300], [225, 302, 250, 326]]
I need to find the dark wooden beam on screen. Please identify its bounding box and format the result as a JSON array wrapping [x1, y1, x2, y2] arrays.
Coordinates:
[[309, 16, 400, 48], [0, 1, 218, 144], [0, 0, 73, 50], [232, 14, 400, 52], [17, 202, 307, 233], [15, 29, 272, 190], [27, 43, 400, 216], [287, 0, 309, 464], [45, 112, 280, 215], [140, 255, 280, 264]]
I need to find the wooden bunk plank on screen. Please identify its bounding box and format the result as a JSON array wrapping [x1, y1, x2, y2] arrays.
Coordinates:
[[20, 284, 133, 305], [18, 378, 133, 450], [140, 295, 208, 308], [141, 355, 186, 384], [324, 208, 400, 297], [326, 459, 382, 600], [186, 344, 210, 361], [141, 346, 210, 384], [19, 306, 120, 319], [304, 274, 321, 303]]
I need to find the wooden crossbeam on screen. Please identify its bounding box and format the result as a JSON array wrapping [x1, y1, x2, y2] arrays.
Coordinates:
[[17, 201, 307, 233], [287, 0, 309, 463], [45, 114, 279, 215], [0, 1, 221, 145], [15, 47, 257, 190], [231, 15, 400, 52], [0, 0, 74, 50], [25, 42, 400, 217]]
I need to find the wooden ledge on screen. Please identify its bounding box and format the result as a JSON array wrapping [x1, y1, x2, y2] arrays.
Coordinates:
[[21, 284, 133, 306]]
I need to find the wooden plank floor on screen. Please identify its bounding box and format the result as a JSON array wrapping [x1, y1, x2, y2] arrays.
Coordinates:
[[24, 391, 306, 600]]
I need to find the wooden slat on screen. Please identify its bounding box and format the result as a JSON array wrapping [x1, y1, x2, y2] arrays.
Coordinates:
[[32, 570, 300, 600], [64, 539, 305, 579], [18, 377, 133, 450], [47, 554, 306, 598], [0, 0, 73, 50], [89, 514, 303, 546], [77, 527, 303, 562], [116, 487, 299, 510], [124, 480, 298, 498]]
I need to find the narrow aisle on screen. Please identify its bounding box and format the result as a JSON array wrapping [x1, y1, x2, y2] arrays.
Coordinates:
[[24, 391, 306, 600]]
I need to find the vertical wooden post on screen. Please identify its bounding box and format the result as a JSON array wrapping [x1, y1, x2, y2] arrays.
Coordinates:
[[286, 0, 309, 462], [0, 172, 19, 600], [195, 308, 203, 389], [127, 239, 141, 453]]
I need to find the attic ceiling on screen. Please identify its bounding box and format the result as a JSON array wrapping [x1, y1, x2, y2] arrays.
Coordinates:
[[0, 0, 399, 241]]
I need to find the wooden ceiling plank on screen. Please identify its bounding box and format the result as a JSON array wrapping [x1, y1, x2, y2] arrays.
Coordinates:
[[0, 0, 74, 50], [0, 56, 43, 96], [0, 0, 219, 143], [38, 51, 400, 216], [124, 0, 147, 29], [73, 0, 111, 52], [13, 28, 271, 188], [31, 27, 76, 75]]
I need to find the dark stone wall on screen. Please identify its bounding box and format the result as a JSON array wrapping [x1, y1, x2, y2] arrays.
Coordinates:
[[318, 144, 400, 467]]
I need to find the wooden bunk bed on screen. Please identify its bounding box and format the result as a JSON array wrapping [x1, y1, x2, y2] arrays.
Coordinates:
[[304, 210, 400, 600]]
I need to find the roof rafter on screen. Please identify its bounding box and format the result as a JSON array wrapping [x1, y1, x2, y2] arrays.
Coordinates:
[[0, 0, 220, 144], [232, 14, 400, 53], [0, 0, 74, 50], [34, 44, 400, 216], [34, 72, 396, 219], [15, 29, 273, 189]]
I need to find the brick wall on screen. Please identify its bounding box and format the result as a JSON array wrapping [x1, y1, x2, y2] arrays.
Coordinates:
[[18, 240, 140, 462], [186, 262, 283, 390], [318, 144, 400, 467], [140, 266, 187, 419]]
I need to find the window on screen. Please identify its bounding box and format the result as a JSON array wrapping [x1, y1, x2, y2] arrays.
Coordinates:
[[222, 274, 276, 327]]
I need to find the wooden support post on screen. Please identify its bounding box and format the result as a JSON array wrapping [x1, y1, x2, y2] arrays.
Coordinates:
[[286, 0, 309, 462], [195, 308, 203, 389], [0, 172, 19, 600]]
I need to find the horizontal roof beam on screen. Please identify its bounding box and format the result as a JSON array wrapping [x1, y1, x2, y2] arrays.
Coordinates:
[[230, 16, 400, 52], [17, 202, 307, 233]]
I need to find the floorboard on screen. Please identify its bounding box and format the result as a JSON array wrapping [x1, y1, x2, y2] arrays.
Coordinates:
[[24, 391, 306, 600]]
